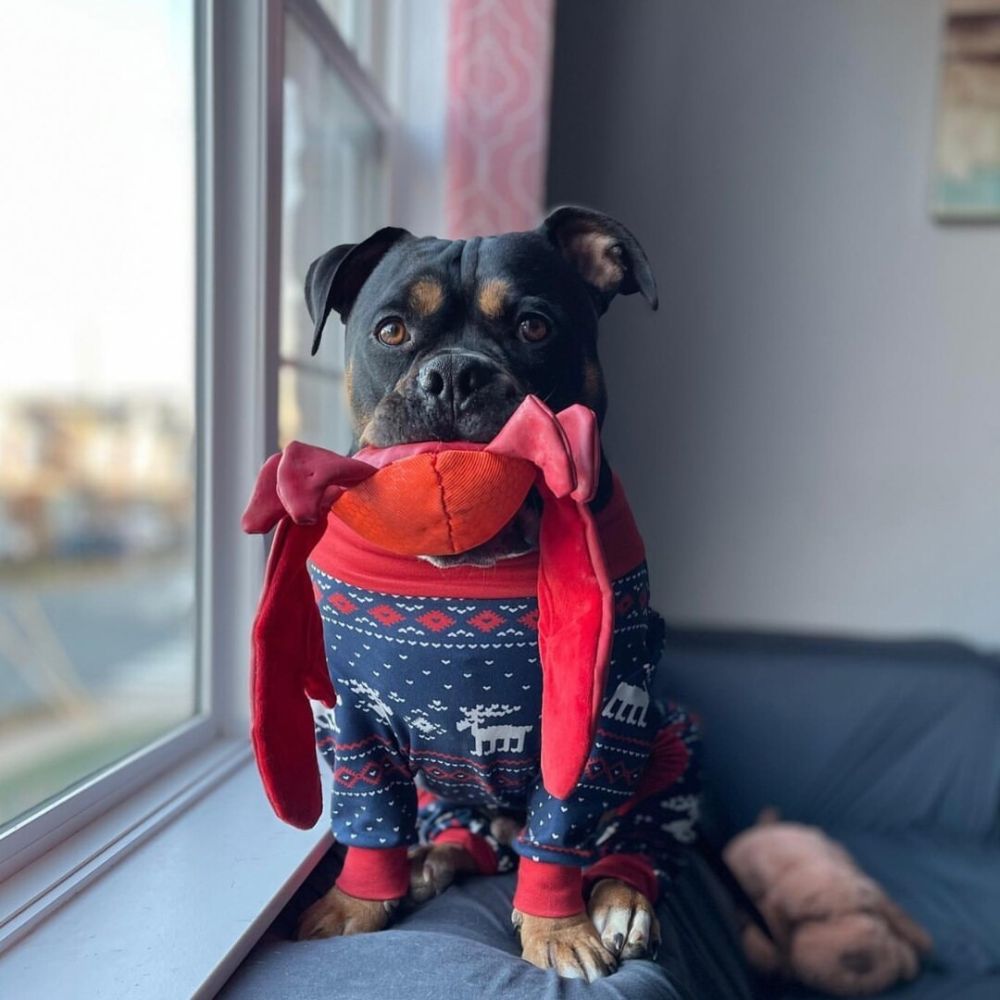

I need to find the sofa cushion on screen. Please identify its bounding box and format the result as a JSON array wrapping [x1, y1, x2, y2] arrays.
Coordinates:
[[221, 849, 755, 1000], [658, 630, 1000, 841]]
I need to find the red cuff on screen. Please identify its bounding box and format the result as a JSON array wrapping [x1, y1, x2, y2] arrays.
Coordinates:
[[513, 859, 585, 917], [336, 846, 410, 900], [582, 853, 659, 905], [433, 828, 498, 875]]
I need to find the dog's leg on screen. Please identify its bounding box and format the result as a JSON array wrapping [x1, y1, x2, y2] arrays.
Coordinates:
[[587, 877, 661, 960], [578, 698, 702, 963], [510, 857, 617, 980], [512, 910, 618, 981], [298, 885, 396, 940], [410, 795, 521, 902], [407, 843, 479, 903], [298, 845, 411, 939]]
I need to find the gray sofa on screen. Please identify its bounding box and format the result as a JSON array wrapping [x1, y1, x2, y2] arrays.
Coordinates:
[[223, 629, 1000, 999]]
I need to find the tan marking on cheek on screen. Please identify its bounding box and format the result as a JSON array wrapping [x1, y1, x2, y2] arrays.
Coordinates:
[[343, 364, 354, 408], [356, 405, 381, 447], [408, 278, 445, 317], [343, 364, 374, 437], [343, 364, 362, 419], [477, 278, 510, 319]]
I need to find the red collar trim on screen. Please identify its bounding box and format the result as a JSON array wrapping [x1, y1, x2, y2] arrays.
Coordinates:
[[309, 475, 644, 598]]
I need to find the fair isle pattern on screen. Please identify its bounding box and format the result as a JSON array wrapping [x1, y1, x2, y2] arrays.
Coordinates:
[[310, 563, 650, 647], [445, 0, 556, 237], [310, 562, 701, 871]]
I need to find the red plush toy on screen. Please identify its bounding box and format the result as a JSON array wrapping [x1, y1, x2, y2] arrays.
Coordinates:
[[242, 394, 613, 829]]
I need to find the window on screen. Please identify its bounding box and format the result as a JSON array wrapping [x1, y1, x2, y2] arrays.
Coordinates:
[[278, 0, 393, 453], [318, 0, 396, 80], [0, 0, 198, 831], [0, 2, 444, 983]]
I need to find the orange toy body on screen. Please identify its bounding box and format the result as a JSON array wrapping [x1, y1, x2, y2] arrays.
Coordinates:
[[331, 449, 536, 557]]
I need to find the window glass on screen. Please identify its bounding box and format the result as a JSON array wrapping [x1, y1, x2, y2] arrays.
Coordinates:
[[0, 0, 198, 828], [280, 12, 386, 452], [316, 0, 394, 80], [278, 365, 353, 455]]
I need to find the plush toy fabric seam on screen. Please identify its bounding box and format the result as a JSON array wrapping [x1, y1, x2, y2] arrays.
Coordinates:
[[428, 451, 457, 553]]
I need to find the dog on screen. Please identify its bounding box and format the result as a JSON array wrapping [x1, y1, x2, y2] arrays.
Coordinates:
[[291, 207, 702, 981]]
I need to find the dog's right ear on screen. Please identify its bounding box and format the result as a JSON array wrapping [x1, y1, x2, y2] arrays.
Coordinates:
[[540, 206, 657, 315], [305, 226, 411, 355]]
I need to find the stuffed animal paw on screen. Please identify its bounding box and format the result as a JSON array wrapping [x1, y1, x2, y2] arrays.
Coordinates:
[[724, 810, 933, 997]]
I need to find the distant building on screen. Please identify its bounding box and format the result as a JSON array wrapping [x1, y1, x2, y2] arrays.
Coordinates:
[[0, 397, 193, 565]]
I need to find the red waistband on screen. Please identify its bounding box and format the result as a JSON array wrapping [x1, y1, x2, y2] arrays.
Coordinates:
[[309, 474, 645, 598]]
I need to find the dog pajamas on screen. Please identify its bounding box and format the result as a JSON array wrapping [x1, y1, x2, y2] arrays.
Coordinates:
[[308, 484, 701, 911]]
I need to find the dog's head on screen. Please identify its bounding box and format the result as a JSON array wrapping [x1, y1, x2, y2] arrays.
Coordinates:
[[305, 207, 657, 449]]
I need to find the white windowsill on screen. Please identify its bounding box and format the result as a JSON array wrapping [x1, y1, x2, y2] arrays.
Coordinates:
[[0, 741, 330, 999]]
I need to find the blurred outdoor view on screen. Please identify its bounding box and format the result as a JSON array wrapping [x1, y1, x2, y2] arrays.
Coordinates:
[[0, 0, 197, 828]]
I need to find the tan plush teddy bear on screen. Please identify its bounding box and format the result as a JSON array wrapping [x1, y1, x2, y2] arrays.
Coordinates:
[[723, 810, 933, 997]]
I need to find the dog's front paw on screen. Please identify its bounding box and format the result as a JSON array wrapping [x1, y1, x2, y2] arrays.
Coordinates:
[[297, 884, 395, 940], [588, 878, 661, 961], [512, 909, 617, 981], [407, 843, 479, 903]]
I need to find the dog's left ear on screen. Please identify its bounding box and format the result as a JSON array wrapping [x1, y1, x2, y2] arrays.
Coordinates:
[[305, 226, 412, 355], [539, 206, 658, 314]]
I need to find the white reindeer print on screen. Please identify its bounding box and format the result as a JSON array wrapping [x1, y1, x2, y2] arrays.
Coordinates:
[[341, 678, 393, 726], [601, 681, 650, 727], [457, 704, 534, 756]]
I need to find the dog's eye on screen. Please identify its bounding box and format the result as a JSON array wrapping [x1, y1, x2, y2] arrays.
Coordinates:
[[376, 318, 409, 346], [517, 315, 550, 343]]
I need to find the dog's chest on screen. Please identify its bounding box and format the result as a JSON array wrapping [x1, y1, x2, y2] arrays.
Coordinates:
[[311, 567, 545, 763], [310, 562, 657, 805]]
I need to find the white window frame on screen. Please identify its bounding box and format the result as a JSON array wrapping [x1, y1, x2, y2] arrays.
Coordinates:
[[0, 0, 447, 990]]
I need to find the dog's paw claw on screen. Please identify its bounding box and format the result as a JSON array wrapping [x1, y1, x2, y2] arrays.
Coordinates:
[[514, 909, 617, 982], [588, 877, 660, 961]]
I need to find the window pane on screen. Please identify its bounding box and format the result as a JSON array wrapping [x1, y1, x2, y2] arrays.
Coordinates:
[[279, 366, 352, 454], [0, 0, 198, 828], [315, 0, 393, 80], [281, 11, 386, 380]]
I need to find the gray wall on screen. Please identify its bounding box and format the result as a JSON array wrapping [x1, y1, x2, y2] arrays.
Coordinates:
[[548, 0, 1000, 647]]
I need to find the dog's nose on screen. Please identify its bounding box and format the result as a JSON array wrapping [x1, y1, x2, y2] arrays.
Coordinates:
[[417, 354, 496, 405]]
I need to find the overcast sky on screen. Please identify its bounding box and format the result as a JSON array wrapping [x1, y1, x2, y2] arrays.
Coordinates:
[[0, 0, 194, 405]]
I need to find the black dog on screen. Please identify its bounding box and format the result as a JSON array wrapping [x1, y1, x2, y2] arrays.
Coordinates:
[[296, 208, 693, 981]]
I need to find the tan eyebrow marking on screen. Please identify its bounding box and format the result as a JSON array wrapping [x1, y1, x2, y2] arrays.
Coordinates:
[[408, 278, 445, 317], [476, 278, 510, 319]]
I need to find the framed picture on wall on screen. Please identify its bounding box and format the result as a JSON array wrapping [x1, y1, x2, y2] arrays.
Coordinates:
[[932, 0, 1000, 221]]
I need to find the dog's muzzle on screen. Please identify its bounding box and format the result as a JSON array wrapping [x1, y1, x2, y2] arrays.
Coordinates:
[[365, 349, 524, 446], [415, 350, 501, 410]]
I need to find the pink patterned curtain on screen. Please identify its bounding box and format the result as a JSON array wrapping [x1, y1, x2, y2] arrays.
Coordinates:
[[445, 0, 556, 238]]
